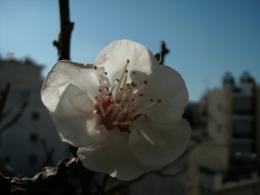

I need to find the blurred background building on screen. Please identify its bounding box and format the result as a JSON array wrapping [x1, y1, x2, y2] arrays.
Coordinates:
[[187, 72, 260, 195], [0, 56, 68, 176]]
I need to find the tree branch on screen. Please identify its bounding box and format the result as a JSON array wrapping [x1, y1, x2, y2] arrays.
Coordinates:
[[0, 158, 96, 195], [0, 83, 10, 123], [160, 41, 170, 65], [0, 102, 28, 135], [53, 0, 74, 60]]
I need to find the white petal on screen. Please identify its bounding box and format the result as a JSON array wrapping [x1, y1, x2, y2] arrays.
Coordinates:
[[52, 84, 107, 147], [96, 40, 188, 123], [77, 131, 150, 180], [141, 65, 188, 123], [129, 118, 191, 169], [41, 60, 99, 112], [95, 40, 158, 85]]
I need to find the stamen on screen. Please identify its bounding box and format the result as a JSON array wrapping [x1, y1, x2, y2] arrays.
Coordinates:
[[115, 61, 129, 95], [131, 83, 146, 95], [97, 87, 106, 97], [105, 102, 114, 114], [93, 58, 162, 133], [130, 101, 158, 117], [96, 95, 106, 117], [109, 103, 122, 119], [131, 82, 136, 87], [110, 79, 120, 97]]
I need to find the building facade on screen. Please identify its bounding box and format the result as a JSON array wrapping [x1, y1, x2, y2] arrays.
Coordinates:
[[192, 72, 260, 195], [0, 57, 68, 176]]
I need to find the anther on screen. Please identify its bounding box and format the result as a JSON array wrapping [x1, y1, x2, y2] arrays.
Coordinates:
[[144, 80, 148, 84], [131, 82, 136, 87], [150, 98, 154, 102], [127, 59, 130, 63], [104, 72, 108, 75], [116, 79, 120, 82], [139, 93, 143, 97], [93, 65, 97, 70], [157, 99, 162, 103]]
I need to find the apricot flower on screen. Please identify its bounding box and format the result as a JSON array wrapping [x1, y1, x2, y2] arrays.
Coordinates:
[[41, 40, 191, 180]]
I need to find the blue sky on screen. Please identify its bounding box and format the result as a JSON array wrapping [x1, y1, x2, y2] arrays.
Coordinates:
[[0, 0, 259, 101]]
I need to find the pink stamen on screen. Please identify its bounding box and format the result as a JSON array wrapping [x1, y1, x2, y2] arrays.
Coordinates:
[[93, 60, 162, 132]]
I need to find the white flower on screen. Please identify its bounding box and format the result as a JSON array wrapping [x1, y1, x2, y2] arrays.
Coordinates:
[[41, 40, 191, 180]]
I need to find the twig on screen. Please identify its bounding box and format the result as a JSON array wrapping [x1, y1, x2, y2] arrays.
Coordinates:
[[53, 0, 74, 60], [0, 102, 28, 134], [0, 157, 96, 195], [160, 41, 170, 65], [0, 83, 11, 123]]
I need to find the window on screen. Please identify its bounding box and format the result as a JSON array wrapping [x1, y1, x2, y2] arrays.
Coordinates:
[[29, 133, 39, 143], [31, 111, 40, 121], [231, 139, 253, 154], [233, 96, 253, 114], [233, 118, 253, 138]]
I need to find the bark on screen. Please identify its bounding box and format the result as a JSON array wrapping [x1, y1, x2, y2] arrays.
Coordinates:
[[53, 0, 74, 60]]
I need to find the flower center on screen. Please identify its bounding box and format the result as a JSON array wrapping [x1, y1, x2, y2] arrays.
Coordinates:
[[93, 60, 162, 133]]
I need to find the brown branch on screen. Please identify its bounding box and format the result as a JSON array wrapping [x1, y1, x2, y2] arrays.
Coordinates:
[[160, 41, 170, 65], [0, 157, 99, 195], [0, 83, 11, 123], [53, 0, 74, 60]]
